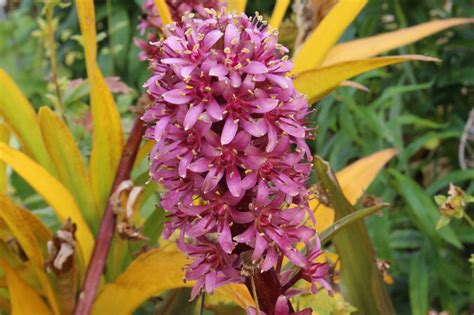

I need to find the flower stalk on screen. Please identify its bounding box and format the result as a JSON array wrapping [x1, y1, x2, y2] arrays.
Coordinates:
[[73, 116, 145, 315]]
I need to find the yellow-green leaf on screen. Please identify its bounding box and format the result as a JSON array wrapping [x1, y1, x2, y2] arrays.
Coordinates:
[[227, 0, 246, 13], [153, 0, 172, 26], [292, 0, 367, 73], [311, 149, 397, 231], [0, 143, 94, 265], [295, 55, 440, 104], [0, 195, 59, 315], [93, 244, 253, 314], [91, 247, 191, 315], [323, 18, 474, 66], [0, 260, 53, 315], [0, 123, 9, 193], [0, 69, 56, 175], [76, 0, 124, 212], [38, 107, 97, 230], [269, 0, 290, 29]]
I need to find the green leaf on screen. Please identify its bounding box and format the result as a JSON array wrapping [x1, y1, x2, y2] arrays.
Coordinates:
[[389, 170, 462, 248], [409, 252, 429, 315], [313, 156, 395, 315], [320, 203, 389, 245]]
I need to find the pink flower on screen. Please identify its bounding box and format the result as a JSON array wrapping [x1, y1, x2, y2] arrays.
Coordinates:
[[136, 0, 227, 60], [143, 10, 329, 303]]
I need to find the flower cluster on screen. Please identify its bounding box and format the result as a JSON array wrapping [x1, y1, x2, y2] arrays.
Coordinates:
[[142, 9, 329, 301], [136, 0, 226, 60]]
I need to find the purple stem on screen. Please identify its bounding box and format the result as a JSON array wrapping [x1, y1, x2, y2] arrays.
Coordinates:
[[73, 117, 146, 315]]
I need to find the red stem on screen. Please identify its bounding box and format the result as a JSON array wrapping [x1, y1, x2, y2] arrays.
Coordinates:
[[73, 117, 145, 315]]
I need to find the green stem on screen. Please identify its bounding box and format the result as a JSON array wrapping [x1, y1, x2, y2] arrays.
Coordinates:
[[463, 213, 474, 228]]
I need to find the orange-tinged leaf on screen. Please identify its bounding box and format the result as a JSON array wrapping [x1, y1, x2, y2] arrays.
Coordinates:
[[91, 247, 191, 315], [269, 0, 290, 29], [0, 69, 56, 175], [337, 149, 397, 204], [214, 284, 255, 309], [323, 18, 474, 66], [0, 260, 53, 315], [0, 143, 94, 265], [0, 195, 59, 315], [153, 0, 172, 26], [292, 0, 367, 73], [76, 0, 124, 212], [38, 107, 97, 230], [311, 149, 397, 231], [227, 0, 246, 13], [0, 123, 9, 193], [295, 55, 440, 104]]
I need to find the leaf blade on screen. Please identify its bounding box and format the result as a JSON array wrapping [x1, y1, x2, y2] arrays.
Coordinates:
[[0, 69, 56, 175], [295, 55, 440, 104], [311, 149, 397, 231], [0, 260, 53, 315], [153, 0, 172, 26], [0, 123, 9, 193], [227, 0, 247, 13], [0, 195, 59, 315], [323, 18, 474, 66], [38, 107, 97, 230], [0, 143, 94, 264], [269, 0, 290, 29], [292, 0, 367, 73], [314, 156, 395, 315], [75, 0, 124, 212]]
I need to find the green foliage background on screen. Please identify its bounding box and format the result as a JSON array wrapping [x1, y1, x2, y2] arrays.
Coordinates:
[[0, 0, 473, 314]]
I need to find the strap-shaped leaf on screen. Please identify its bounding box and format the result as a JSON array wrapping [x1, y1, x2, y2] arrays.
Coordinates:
[[320, 203, 389, 244], [314, 156, 395, 315], [75, 0, 124, 212], [292, 0, 367, 74], [311, 149, 397, 231], [0, 143, 94, 265], [38, 107, 97, 231], [0, 195, 59, 315], [0, 69, 56, 176], [294, 55, 439, 104], [0, 260, 53, 315], [92, 244, 253, 314], [227, 0, 247, 13], [323, 18, 474, 66], [153, 0, 172, 26], [0, 123, 9, 193], [269, 0, 290, 29]]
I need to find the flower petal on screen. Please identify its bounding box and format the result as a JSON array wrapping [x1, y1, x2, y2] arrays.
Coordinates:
[[243, 61, 268, 74], [184, 104, 204, 130], [221, 117, 238, 145], [163, 89, 193, 104]]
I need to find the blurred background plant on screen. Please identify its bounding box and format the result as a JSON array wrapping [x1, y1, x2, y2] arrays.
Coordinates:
[[0, 0, 473, 314]]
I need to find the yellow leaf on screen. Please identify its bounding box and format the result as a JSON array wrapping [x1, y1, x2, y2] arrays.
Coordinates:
[[323, 18, 474, 66], [227, 0, 246, 13], [0, 195, 59, 315], [0, 123, 9, 193], [295, 55, 440, 104], [312, 149, 397, 231], [0, 69, 56, 175], [153, 0, 172, 26], [76, 0, 124, 211], [0, 143, 94, 265], [38, 107, 97, 230], [269, 0, 290, 29], [214, 284, 255, 309], [91, 247, 191, 315], [0, 260, 53, 315], [292, 0, 367, 73]]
